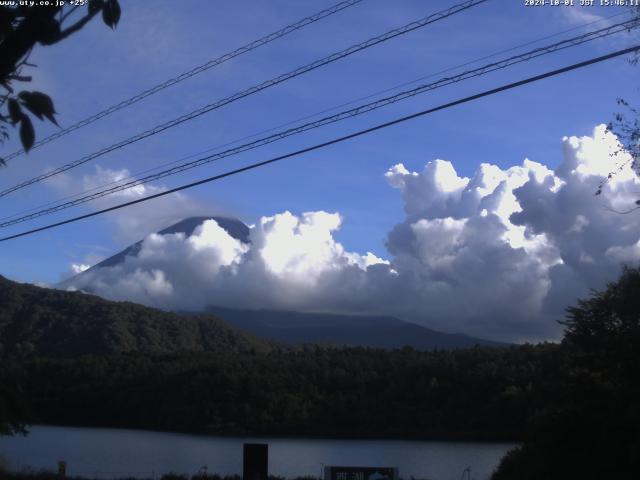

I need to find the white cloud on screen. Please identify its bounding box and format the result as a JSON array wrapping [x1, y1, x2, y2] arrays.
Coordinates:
[[558, 6, 640, 49], [561, 7, 606, 27], [49, 165, 228, 243], [64, 126, 640, 342], [70, 263, 90, 275], [67, 212, 384, 313], [510, 125, 640, 317]]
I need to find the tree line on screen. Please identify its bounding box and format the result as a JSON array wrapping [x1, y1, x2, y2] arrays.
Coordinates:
[[1, 343, 562, 441], [1, 267, 639, 479]]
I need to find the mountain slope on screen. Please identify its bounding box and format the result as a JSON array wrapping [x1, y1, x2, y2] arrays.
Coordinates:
[[206, 306, 507, 349], [69, 216, 250, 281], [0, 275, 271, 359]]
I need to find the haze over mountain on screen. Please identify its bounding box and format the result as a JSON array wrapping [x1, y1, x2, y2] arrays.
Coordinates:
[[62, 216, 502, 350], [205, 306, 507, 349]]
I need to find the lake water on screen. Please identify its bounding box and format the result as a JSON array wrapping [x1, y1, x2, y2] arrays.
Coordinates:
[[0, 425, 516, 480]]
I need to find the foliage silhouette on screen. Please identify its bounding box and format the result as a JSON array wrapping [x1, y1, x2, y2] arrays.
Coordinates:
[[0, 0, 121, 163], [492, 267, 640, 479]]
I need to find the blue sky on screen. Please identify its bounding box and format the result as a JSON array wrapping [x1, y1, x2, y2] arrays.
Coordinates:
[[1, 0, 639, 339]]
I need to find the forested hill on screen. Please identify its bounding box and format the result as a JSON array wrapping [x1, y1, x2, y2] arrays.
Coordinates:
[[0, 275, 271, 359]]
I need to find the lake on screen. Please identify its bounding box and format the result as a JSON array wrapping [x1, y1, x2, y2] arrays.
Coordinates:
[[0, 425, 516, 480]]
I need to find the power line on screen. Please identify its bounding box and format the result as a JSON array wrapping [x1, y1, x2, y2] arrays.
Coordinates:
[[6, 10, 624, 226], [1, 44, 637, 243], [0, 0, 489, 198], [1, 0, 365, 162], [2, 7, 629, 226], [3, 6, 627, 225], [1, 18, 635, 228], [2, 18, 634, 226]]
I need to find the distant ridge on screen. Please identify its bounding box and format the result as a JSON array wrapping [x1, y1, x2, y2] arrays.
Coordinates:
[[205, 306, 508, 350]]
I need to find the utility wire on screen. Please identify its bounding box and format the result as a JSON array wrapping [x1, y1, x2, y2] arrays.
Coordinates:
[[0, 0, 489, 198], [2, 6, 627, 225], [1, 0, 365, 162], [1, 18, 633, 226], [1, 18, 636, 228], [1, 44, 637, 243], [2, 7, 629, 226]]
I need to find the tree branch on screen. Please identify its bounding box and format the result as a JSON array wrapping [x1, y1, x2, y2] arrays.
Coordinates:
[[56, 8, 100, 42], [6, 75, 31, 82], [60, 5, 80, 24]]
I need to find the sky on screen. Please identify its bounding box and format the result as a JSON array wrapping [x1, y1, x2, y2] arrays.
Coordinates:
[[1, 0, 639, 342]]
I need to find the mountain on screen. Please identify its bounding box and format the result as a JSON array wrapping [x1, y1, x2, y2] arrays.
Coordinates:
[[205, 306, 507, 349], [0, 275, 271, 359], [76, 216, 250, 276], [62, 216, 506, 350]]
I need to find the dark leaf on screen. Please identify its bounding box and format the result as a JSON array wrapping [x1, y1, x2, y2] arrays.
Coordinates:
[[19, 96, 42, 120], [19, 114, 35, 152], [102, 0, 121, 29], [0, 156, 5, 167], [36, 16, 62, 45], [636, 199, 640, 206], [7, 98, 21, 124], [18, 91, 58, 125]]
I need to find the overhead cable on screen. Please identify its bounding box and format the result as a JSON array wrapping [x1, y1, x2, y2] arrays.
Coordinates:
[[0, 0, 490, 198], [1, 44, 637, 242], [1, 18, 635, 228], [1, 0, 365, 162]]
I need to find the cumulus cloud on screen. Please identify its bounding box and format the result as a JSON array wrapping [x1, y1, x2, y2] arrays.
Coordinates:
[[510, 125, 640, 317], [69, 213, 389, 313], [65, 126, 640, 342]]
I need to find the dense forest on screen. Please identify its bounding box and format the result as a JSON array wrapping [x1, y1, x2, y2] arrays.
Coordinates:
[[0, 275, 272, 359], [0, 343, 561, 441]]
